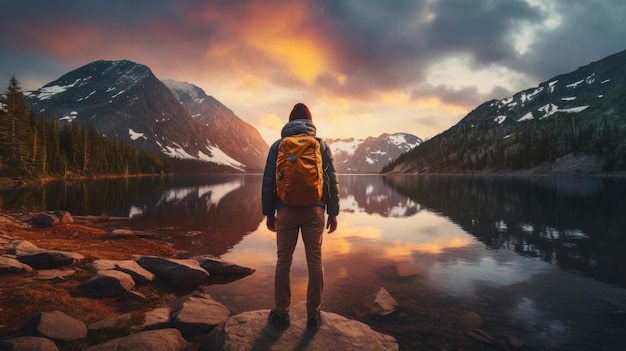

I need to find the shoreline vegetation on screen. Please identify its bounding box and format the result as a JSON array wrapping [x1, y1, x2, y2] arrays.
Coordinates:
[[3, 166, 626, 193], [0, 172, 174, 191]]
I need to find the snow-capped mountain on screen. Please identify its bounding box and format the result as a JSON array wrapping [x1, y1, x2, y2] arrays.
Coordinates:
[[326, 133, 422, 173], [24, 60, 268, 172], [384, 48, 626, 174], [162, 80, 268, 171]]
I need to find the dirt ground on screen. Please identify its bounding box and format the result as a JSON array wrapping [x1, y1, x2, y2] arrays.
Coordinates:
[[0, 211, 181, 336]]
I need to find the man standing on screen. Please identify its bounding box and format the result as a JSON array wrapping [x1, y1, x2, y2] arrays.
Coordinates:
[[262, 103, 340, 329]]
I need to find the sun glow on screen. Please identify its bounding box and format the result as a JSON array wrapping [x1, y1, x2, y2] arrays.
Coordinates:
[[235, 2, 328, 85]]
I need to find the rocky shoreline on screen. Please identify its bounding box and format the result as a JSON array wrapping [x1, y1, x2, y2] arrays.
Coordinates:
[[0, 211, 401, 351]]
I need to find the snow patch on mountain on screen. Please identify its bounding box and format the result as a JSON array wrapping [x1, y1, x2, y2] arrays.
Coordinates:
[[330, 139, 361, 157], [129, 129, 145, 141], [199, 146, 246, 171]]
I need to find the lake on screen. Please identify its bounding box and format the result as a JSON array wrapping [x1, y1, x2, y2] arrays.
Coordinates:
[[2, 174, 626, 350]]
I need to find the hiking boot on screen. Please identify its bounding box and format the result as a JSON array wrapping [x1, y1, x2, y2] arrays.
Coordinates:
[[269, 309, 290, 328], [307, 312, 321, 329]]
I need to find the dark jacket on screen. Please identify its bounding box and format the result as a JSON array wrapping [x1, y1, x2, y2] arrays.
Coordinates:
[[262, 119, 340, 216]]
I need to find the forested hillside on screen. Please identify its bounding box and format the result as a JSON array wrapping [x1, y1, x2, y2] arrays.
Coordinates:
[[383, 49, 626, 174], [0, 77, 170, 178]]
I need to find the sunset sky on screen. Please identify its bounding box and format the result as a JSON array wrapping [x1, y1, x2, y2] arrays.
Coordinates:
[[1, 0, 625, 145]]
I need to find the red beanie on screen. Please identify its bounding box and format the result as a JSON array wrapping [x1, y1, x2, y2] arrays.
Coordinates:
[[289, 103, 312, 121]]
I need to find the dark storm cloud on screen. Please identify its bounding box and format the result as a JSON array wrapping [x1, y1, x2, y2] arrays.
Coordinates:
[[309, 0, 546, 101], [426, 0, 542, 63], [313, 0, 431, 90], [312, 0, 624, 107], [514, 0, 626, 82]]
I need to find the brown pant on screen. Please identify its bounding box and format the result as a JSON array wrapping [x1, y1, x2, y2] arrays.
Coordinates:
[[275, 205, 325, 316]]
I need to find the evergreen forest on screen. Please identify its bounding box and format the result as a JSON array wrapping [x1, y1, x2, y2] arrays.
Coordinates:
[[382, 89, 626, 174], [0, 77, 170, 179]]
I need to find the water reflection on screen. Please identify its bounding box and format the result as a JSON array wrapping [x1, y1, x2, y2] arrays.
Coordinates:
[[340, 175, 422, 217], [0, 175, 264, 256], [383, 175, 626, 288], [4, 174, 625, 287]]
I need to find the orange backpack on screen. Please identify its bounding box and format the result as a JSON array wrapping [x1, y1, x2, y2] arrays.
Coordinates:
[[276, 134, 323, 206]]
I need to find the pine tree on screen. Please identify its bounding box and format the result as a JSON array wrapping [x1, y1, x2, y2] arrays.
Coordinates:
[[44, 113, 63, 176], [0, 76, 33, 175]]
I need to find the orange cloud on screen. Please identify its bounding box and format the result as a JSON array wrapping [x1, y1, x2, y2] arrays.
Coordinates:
[[199, 1, 330, 85], [253, 4, 326, 78]]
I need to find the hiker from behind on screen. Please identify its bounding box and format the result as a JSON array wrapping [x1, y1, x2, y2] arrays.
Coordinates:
[[262, 103, 340, 329]]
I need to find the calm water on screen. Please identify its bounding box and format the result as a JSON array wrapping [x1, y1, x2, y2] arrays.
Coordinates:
[[2, 174, 626, 350]]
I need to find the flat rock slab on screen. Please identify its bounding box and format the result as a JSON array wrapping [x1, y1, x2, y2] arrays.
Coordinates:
[[26, 311, 88, 341], [32, 269, 75, 281], [90, 259, 155, 285], [369, 287, 399, 316], [82, 270, 136, 297], [0, 336, 60, 351], [171, 293, 231, 335], [0, 256, 33, 274], [83, 328, 190, 351], [204, 303, 399, 351]]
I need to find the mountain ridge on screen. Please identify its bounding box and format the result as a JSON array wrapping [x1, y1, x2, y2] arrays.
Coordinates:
[[384, 48, 626, 174], [23, 60, 268, 172], [19, 59, 423, 174]]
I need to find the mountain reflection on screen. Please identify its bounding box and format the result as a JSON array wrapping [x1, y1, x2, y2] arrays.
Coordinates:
[[127, 176, 264, 256], [383, 175, 626, 288], [340, 175, 422, 217], [4, 173, 626, 288], [0, 175, 264, 257]]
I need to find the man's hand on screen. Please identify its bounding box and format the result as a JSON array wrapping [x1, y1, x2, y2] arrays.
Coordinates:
[[326, 216, 337, 234], [266, 215, 276, 232]]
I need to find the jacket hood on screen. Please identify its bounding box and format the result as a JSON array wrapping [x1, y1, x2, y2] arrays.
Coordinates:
[[281, 119, 317, 138]]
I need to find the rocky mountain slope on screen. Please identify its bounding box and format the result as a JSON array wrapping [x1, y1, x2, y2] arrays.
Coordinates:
[[24, 60, 268, 172], [162, 80, 267, 171]]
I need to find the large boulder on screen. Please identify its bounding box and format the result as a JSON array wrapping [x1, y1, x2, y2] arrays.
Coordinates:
[[204, 302, 399, 351], [16, 249, 84, 269], [30, 211, 74, 227], [25, 311, 88, 341], [192, 255, 256, 276], [83, 328, 190, 351], [82, 270, 136, 297], [0, 336, 60, 351], [89, 259, 155, 285], [135, 256, 209, 290], [170, 293, 231, 335], [31, 212, 59, 227]]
